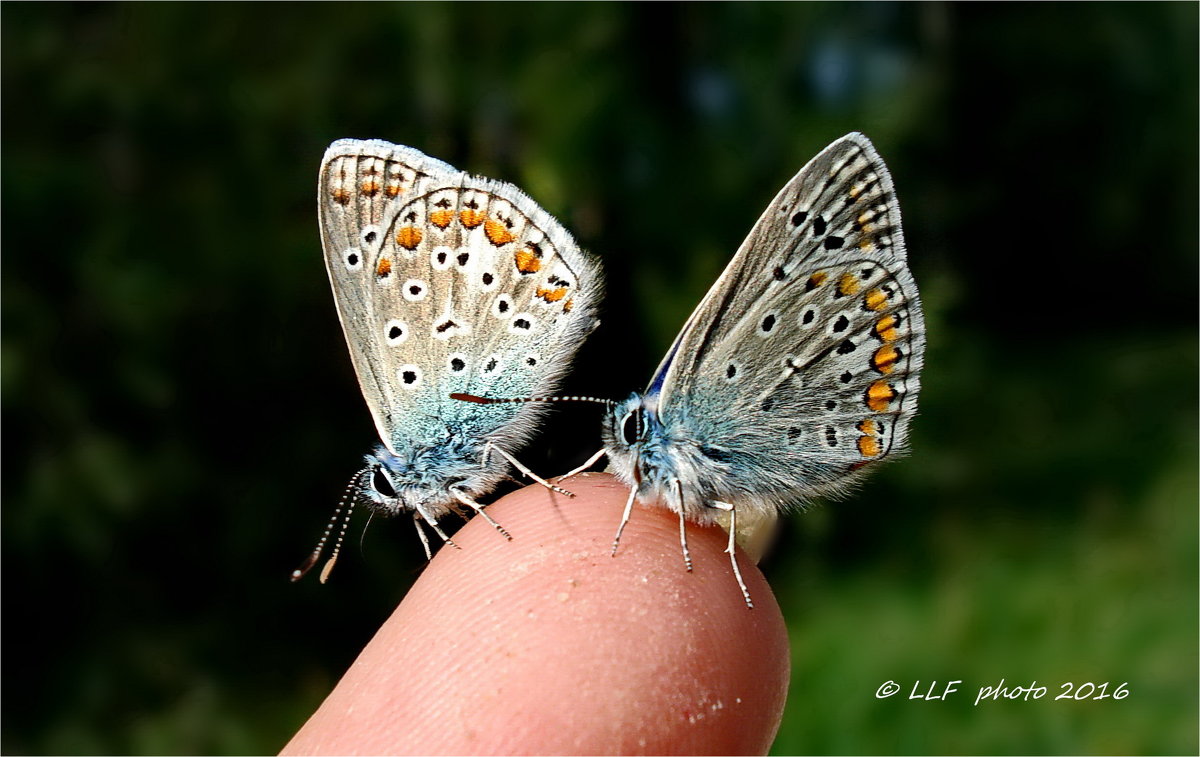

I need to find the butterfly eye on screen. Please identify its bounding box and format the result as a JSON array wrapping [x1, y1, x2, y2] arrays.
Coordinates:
[[621, 409, 643, 445], [371, 468, 397, 499]]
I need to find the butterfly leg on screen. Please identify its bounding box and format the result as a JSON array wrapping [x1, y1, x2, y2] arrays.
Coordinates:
[[711, 501, 754, 609], [611, 484, 638, 557], [674, 479, 693, 573], [558, 447, 608, 483], [450, 487, 512, 540], [485, 442, 576, 498], [411, 512, 434, 561], [414, 507, 459, 553]]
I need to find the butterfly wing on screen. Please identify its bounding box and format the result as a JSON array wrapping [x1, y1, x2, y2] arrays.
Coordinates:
[[652, 133, 925, 499], [319, 140, 601, 456]]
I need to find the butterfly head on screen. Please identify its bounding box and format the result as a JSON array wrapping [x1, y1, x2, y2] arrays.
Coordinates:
[[356, 444, 450, 515], [359, 456, 406, 511], [602, 392, 671, 487], [605, 392, 655, 446]]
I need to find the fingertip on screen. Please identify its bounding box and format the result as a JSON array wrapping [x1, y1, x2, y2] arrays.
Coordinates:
[[283, 474, 790, 755]]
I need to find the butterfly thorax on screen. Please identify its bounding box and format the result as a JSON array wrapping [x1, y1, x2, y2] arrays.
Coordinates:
[[606, 389, 876, 523], [603, 393, 745, 526], [358, 435, 506, 518]]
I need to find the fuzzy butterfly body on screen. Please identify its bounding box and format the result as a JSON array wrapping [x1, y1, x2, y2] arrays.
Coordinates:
[[294, 139, 601, 580], [601, 133, 924, 606]]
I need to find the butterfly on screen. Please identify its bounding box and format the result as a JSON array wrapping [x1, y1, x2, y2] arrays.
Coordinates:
[[292, 139, 602, 582], [567, 133, 924, 607]]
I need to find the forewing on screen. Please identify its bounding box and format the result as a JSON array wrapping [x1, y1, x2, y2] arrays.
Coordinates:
[[655, 133, 925, 493], [319, 141, 600, 454]]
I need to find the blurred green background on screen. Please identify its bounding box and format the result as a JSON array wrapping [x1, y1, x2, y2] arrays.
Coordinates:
[[3, 3, 1196, 755]]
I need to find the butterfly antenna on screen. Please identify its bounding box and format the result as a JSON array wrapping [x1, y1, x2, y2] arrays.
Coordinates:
[[451, 393, 616, 407], [319, 496, 358, 584], [291, 467, 369, 582]]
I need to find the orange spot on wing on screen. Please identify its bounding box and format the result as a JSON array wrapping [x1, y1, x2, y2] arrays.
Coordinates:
[[872, 344, 899, 374], [857, 436, 881, 457], [385, 181, 402, 198], [536, 286, 568, 303], [484, 218, 515, 246], [515, 246, 542, 274], [460, 209, 485, 228], [331, 186, 351, 205], [864, 288, 888, 311], [430, 209, 453, 229], [395, 226, 423, 250], [859, 238, 876, 252], [563, 299, 574, 313], [360, 179, 381, 196], [376, 257, 392, 277], [874, 314, 899, 342], [838, 273, 861, 297], [856, 419, 878, 435], [807, 272, 828, 289], [865, 380, 896, 412]]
